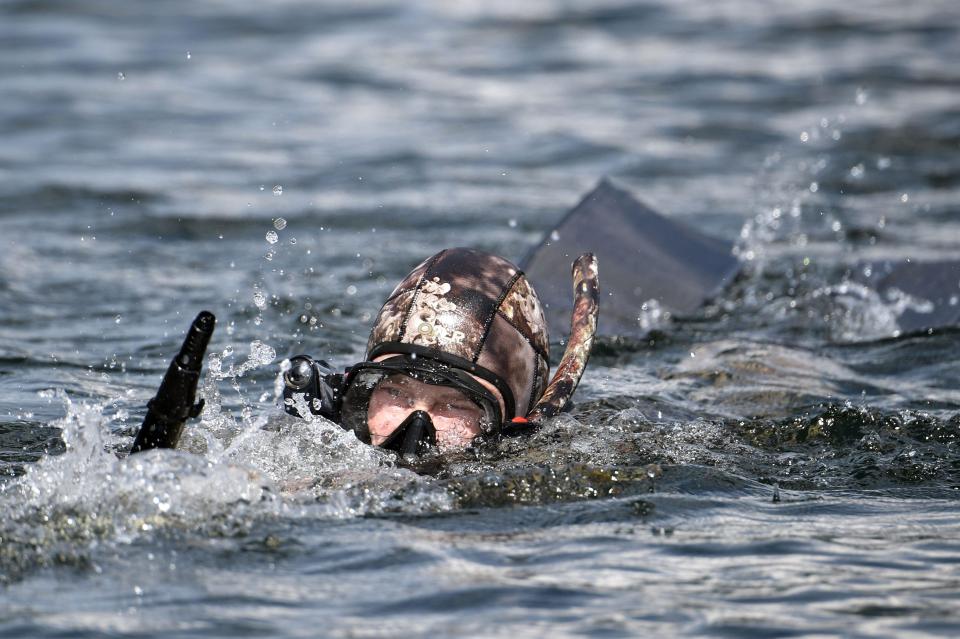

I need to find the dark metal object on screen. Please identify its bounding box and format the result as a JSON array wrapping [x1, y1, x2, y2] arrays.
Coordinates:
[[281, 355, 343, 422], [130, 311, 216, 454]]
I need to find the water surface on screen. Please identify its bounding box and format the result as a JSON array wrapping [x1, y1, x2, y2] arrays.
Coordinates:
[[1, 1, 959, 636]]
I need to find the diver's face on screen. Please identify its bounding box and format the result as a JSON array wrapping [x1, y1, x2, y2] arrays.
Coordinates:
[[367, 375, 485, 450]]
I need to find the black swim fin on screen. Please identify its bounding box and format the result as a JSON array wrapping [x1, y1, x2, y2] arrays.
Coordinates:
[[525, 180, 960, 338], [521, 179, 740, 338], [129, 311, 216, 454]]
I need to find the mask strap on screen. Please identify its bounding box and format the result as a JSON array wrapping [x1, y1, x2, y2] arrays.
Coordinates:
[[365, 344, 515, 420]]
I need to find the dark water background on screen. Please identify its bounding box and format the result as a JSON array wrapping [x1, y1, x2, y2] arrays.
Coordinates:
[[2, 0, 960, 636]]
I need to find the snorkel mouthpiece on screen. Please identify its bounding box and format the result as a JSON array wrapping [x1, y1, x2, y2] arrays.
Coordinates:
[[380, 410, 437, 458]]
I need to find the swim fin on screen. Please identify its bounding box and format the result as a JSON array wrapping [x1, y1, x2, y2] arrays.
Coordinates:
[[521, 179, 739, 338], [129, 311, 215, 454]]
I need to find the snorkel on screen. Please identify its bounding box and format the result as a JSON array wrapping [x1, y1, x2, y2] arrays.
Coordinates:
[[525, 253, 600, 424]]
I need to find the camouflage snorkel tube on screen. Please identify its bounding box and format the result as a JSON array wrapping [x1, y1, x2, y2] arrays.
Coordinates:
[[524, 253, 599, 424]]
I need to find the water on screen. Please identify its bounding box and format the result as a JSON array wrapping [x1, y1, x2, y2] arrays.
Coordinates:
[[2, 0, 959, 636]]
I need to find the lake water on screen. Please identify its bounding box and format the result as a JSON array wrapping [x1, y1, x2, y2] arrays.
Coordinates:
[[1, 1, 959, 636]]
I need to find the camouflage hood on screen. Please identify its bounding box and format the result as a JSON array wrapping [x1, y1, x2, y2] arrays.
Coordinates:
[[366, 248, 550, 420]]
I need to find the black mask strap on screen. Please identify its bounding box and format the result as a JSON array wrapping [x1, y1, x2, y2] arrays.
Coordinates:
[[379, 410, 437, 458]]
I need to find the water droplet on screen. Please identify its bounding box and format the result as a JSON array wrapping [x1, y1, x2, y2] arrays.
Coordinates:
[[289, 237, 297, 245], [799, 131, 809, 143], [272, 185, 283, 196], [550, 230, 560, 242], [508, 219, 517, 228], [253, 291, 267, 310], [186, 51, 191, 60], [900, 193, 909, 203], [346, 285, 357, 296], [273, 217, 287, 230], [249, 340, 276, 366], [133, 586, 143, 596], [809, 182, 819, 193], [266, 230, 278, 244], [117, 72, 126, 81], [115, 315, 122, 324], [855, 87, 868, 105]]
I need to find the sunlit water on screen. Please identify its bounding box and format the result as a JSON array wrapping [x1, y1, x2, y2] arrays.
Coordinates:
[[2, 1, 959, 636]]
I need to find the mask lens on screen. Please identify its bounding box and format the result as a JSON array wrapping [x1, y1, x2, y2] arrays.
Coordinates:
[[341, 365, 498, 448]]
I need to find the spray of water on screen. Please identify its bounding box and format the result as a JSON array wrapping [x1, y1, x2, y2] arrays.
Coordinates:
[[0, 345, 452, 585]]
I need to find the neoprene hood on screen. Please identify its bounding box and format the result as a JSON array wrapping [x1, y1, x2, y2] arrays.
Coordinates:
[[365, 247, 550, 420]]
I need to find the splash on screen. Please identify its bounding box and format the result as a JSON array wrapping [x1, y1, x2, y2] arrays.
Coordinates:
[[0, 390, 272, 584], [804, 281, 933, 341], [636, 298, 671, 333], [769, 279, 934, 342], [0, 355, 452, 585]]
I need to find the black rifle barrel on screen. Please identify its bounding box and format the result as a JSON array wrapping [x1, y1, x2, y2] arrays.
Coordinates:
[[130, 311, 216, 454]]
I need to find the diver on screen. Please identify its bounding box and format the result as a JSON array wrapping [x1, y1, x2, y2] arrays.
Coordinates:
[[130, 247, 599, 458], [282, 247, 599, 455]]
